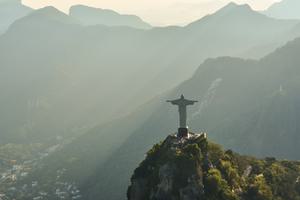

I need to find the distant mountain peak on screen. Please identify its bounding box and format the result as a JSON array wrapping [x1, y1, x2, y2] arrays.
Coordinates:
[[186, 2, 264, 28], [216, 2, 254, 16], [267, 0, 300, 9], [0, 0, 32, 34], [263, 0, 300, 19], [220, 2, 239, 10], [22, 6, 79, 24], [69, 5, 118, 15], [32, 6, 67, 17], [69, 4, 152, 29]]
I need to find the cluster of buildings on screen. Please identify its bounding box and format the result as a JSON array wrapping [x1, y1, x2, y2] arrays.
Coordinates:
[[0, 140, 82, 200], [1, 167, 82, 200]]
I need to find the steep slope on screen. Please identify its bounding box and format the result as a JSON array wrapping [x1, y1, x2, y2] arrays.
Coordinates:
[[0, 0, 32, 34], [1, 1, 299, 144], [0, 7, 87, 143], [3, 2, 300, 200], [15, 37, 300, 200], [81, 37, 300, 200], [264, 0, 300, 20], [0, 6, 156, 144], [3, 2, 300, 144], [185, 2, 298, 50], [69, 5, 152, 29], [136, 2, 299, 100], [23, 6, 79, 25], [128, 133, 300, 200]]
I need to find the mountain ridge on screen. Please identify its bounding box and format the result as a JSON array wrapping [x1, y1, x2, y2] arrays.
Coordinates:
[[19, 6, 80, 25], [0, 0, 32, 34], [2, 4, 300, 200], [79, 37, 300, 200], [69, 4, 152, 29], [263, 0, 300, 20], [3, 1, 300, 145]]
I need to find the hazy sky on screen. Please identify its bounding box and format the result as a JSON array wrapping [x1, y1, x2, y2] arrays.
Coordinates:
[[22, 0, 280, 25]]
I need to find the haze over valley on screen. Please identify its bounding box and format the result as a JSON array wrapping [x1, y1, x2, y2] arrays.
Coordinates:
[[1, 0, 300, 200]]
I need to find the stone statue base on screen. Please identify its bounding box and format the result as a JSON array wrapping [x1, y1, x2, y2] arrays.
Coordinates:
[[178, 128, 188, 138]]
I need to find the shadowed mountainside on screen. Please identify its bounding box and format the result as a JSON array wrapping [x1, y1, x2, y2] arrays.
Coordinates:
[[2, 2, 300, 200], [2, 3, 300, 144], [18, 37, 300, 200], [83, 37, 300, 200]]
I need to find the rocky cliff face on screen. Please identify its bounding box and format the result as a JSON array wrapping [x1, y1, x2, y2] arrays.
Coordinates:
[[128, 132, 300, 200]]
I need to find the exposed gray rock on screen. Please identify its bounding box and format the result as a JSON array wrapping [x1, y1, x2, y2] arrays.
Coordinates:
[[128, 178, 147, 200], [128, 133, 206, 200], [180, 175, 204, 200], [152, 163, 175, 200]]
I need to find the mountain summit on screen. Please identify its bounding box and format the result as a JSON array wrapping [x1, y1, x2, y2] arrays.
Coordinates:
[[0, 0, 32, 34], [128, 133, 300, 200], [264, 0, 300, 20], [188, 2, 261, 26], [184, 1, 297, 46], [24, 6, 79, 24], [69, 5, 152, 29], [213, 2, 253, 17]]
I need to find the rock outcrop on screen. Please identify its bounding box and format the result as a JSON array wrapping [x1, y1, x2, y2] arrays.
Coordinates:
[[128, 132, 300, 200]]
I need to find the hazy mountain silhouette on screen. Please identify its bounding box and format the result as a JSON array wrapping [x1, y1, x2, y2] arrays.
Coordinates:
[[69, 5, 152, 29], [23, 36, 300, 200], [82, 37, 300, 200], [1, 2, 300, 146], [2, 2, 300, 200], [0, 6, 163, 144], [187, 2, 297, 36], [0, 0, 32, 34], [136, 2, 299, 101], [264, 0, 300, 20], [24, 6, 80, 25], [3, 2, 300, 200], [0, 7, 89, 143]]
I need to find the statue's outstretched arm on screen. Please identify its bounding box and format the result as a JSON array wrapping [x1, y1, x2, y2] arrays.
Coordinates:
[[186, 99, 198, 105], [167, 99, 181, 105]]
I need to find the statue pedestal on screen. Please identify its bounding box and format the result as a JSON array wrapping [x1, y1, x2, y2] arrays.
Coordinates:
[[178, 128, 188, 138]]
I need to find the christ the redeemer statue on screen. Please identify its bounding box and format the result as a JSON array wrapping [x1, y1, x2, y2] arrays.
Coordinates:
[[167, 94, 198, 137]]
